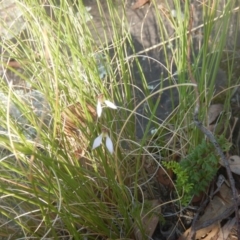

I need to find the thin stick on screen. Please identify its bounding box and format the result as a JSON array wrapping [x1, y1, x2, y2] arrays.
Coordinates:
[[186, 4, 239, 239]]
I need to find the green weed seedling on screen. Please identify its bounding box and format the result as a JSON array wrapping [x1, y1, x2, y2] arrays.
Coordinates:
[[164, 136, 231, 206]]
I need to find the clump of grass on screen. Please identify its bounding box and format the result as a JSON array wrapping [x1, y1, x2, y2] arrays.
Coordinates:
[[0, 0, 239, 238]]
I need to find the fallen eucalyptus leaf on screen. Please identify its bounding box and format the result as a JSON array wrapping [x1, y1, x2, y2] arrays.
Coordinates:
[[156, 167, 174, 189], [132, 0, 150, 10], [223, 155, 240, 175], [195, 183, 234, 229], [179, 183, 234, 239], [208, 104, 224, 125], [217, 217, 236, 240], [179, 223, 220, 240], [133, 200, 161, 240]]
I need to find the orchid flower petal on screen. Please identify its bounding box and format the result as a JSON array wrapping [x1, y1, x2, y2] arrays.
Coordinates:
[[92, 134, 103, 150], [97, 100, 102, 117], [150, 129, 157, 135], [104, 100, 117, 109], [106, 135, 114, 154]]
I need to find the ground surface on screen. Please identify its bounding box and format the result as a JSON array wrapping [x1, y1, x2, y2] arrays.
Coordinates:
[[1, 1, 240, 239]]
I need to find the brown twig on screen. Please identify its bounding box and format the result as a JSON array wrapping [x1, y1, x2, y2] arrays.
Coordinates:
[[186, 4, 239, 239]]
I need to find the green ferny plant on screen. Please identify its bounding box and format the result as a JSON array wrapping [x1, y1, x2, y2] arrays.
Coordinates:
[[164, 136, 231, 206]]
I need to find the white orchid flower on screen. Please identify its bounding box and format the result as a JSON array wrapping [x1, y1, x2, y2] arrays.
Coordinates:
[[105, 135, 114, 154], [96, 100, 102, 118], [92, 133, 103, 150], [96, 94, 117, 118], [92, 131, 114, 154], [104, 100, 117, 109]]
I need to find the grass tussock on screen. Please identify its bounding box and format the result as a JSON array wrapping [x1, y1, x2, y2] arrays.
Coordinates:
[[0, 0, 239, 239]]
